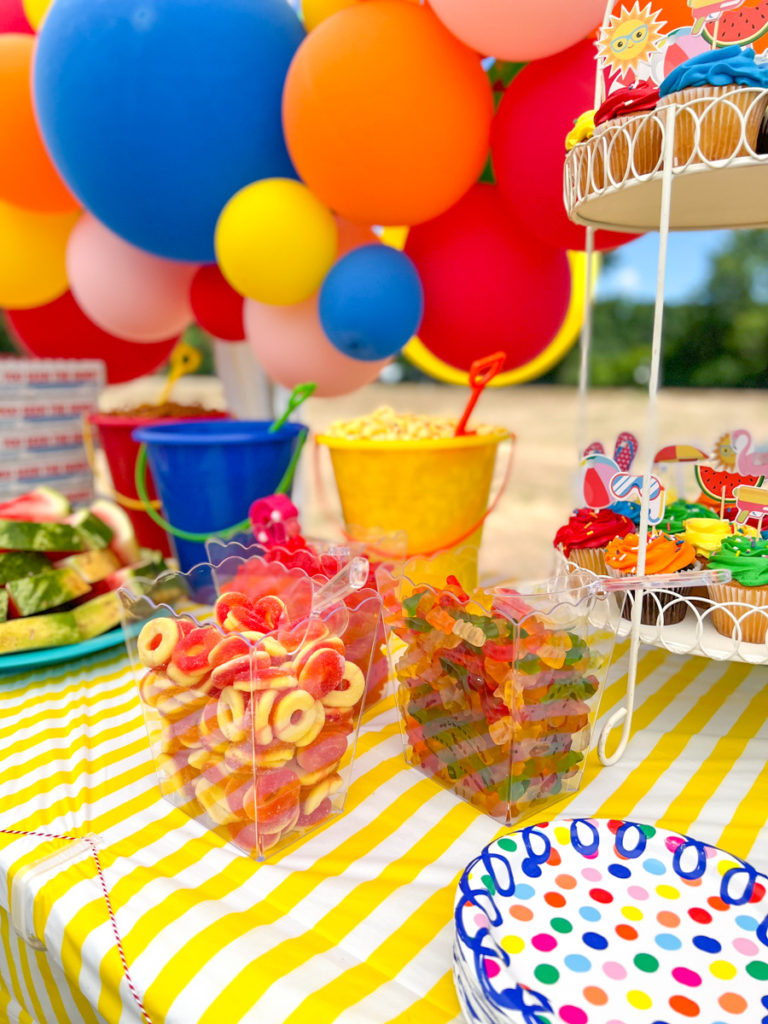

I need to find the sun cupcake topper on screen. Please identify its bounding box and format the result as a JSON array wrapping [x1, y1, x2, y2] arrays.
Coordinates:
[[598, 3, 668, 88]]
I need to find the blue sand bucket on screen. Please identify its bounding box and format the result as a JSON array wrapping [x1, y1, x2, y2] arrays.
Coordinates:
[[132, 420, 305, 572]]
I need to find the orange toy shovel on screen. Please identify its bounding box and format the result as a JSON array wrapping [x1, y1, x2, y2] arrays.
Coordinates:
[[454, 351, 506, 437]]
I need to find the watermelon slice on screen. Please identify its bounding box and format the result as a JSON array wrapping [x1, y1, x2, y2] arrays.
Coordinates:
[[704, 1, 768, 46], [73, 592, 121, 640], [57, 549, 121, 584], [0, 607, 81, 654], [7, 567, 91, 617], [0, 486, 71, 522], [695, 464, 764, 506], [0, 519, 84, 553], [90, 499, 141, 566], [0, 552, 54, 585], [67, 509, 114, 551], [0, 591, 8, 623]]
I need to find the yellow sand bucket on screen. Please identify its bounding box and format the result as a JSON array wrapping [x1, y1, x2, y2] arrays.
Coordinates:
[[316, 429, 513, 589]]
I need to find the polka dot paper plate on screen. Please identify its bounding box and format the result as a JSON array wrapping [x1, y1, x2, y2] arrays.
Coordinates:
[[453, 818, 768, 1024]]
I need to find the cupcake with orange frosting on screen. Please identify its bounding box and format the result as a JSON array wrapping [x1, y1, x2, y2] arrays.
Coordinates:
[[605, 532, 697, 625], [554, 507, 635, 576]]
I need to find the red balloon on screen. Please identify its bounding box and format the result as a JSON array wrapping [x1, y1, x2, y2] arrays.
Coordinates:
[[189, 264, 245, 342], [404, 183, 570, 374], [6, 291, 178, 383], [0, 0, 33, 33], [491, 39, 637, 253]]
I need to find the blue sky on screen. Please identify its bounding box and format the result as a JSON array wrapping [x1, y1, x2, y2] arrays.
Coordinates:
[[595, 230, 730, 304]]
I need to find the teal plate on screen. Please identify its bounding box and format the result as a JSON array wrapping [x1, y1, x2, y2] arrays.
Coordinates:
[[0, 628, 128, 676]]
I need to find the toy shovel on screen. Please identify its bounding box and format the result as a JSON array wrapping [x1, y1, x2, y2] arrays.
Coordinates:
[[455, 352, 506, 437]]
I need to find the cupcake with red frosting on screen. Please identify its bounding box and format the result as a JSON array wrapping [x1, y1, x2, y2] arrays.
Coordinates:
[[554, 507, 635, 576], [594, 80, 662, 183]]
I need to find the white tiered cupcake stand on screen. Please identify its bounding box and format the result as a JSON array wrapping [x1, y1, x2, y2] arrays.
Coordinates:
[[564, 91, 768, 766]]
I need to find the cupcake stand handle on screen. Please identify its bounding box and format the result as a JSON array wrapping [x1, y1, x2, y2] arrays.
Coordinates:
[[590, 108, 679, 765]]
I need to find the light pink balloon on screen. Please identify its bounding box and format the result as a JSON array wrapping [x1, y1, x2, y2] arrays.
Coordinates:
[[245, 294, 388, 397], [428, 0, 607, 62], [66, 214, 197, 343]]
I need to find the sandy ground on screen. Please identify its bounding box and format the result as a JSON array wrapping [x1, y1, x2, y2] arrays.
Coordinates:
[[101, 376, 766, 581]]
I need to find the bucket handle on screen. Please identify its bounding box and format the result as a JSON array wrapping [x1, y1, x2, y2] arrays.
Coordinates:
[[82, 417, 162, 512], [314, 433, 516, 561], [133, 428, 309, 543]]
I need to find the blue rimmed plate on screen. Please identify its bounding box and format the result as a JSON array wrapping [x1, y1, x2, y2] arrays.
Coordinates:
[[454, 817, 768, 1024]]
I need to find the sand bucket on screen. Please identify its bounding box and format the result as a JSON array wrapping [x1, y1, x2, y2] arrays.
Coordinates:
[[316, 429, 513, 589], [132, 420, 306, 573], [87, 411, 228, 556]]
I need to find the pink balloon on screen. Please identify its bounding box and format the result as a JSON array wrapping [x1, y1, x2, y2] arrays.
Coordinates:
[[428, 0, 606, 62], [245, 294, 388, 397], [66, 214, 197, 342]]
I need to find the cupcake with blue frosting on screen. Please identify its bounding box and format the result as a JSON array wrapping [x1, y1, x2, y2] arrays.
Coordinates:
[[658, 45, 768, 165]]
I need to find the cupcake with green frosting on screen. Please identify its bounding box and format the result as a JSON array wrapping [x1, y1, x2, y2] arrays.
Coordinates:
[[658, 500, 718, 536], [707, 535, 768, 643]]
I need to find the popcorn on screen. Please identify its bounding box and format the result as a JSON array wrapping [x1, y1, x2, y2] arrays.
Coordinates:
[[326, 406, 499, 442]]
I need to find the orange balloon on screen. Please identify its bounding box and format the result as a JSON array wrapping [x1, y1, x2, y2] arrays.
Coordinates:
[[283, 1, 493, 226], [0, 34, 78, 213]]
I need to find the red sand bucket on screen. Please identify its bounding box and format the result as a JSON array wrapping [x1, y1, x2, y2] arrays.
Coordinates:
[[87, 411, 228, 555]]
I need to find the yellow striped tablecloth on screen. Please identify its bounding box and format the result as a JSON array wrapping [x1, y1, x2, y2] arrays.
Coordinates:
[[0, 637, 767, 1024]]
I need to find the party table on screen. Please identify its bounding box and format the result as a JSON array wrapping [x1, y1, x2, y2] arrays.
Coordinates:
[[0, 637, 767, 1024]]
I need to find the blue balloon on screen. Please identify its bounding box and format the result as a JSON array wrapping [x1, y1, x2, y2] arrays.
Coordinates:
[[34, 0, 304, 262], [319, 245, 424, 362]]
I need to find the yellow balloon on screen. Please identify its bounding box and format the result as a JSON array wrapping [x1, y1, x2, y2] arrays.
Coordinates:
[[302, 0, 357, 32], [0, 200, 77, 309], [215, 179, 338, 306], [22, 0, 52, 30]]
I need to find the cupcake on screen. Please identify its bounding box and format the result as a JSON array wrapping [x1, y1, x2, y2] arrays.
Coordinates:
[[658, 45, 768, 166], [565, 109, 598, 196], [594, 80, 662, 184], [707, 535, 768, 644], [657, 500, 718, 536], [605, 532, 697, 625], [607, 500, 642, 528], [553, 507, 635, 576]]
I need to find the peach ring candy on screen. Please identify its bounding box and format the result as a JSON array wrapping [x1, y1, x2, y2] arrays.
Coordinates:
[[271, 689, 318, 743], [294, 701, 325, 749], [297, 647, 345, 699], [297, 795, 333, 831], [170, 626, 219, 679], [138, 618, 179, 668], [157, 711, 202, 755], [156, 751, 196, 792], [252, 595, 287, 632], [322, 661, 365, 708], [138, 667, 174, 708], [301, 772, 343, 817], [294, 759, 340, 788], [214, 592, 264, 633], [256, 636, 288, 661], [322, 706, 355, 734], [252, 689, 279, 746], [198, 699, 229, 753], [293, 634, 344, 676], [296, 728, 348, 774], [208, 634, 250, 669], [248, 766, 300, 831], [195, 775, 240, 825], [217, 686, 252, 744], [253, 741, 295, 769], [210, 652, 270, 690]]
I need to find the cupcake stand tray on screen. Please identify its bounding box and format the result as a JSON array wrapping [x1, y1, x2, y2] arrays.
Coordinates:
[[564, 91, 768, 767]]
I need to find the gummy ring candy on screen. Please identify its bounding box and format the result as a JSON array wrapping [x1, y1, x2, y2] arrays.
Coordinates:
[[157, 711, 202, 754], [208, 634, 250, 669], [322, 706, 355, 734], [188, 747, 220, 771], [296, 795, 333, 831], [322, 662, 365, 708], [224, 742, 253, 773], [138, 619, 178, 668], [271, 689, 318, 743], [195, 774, 240, 825], [199, 699, 229, 753], [293, 634, 344, 676], [253, 741, 295, 768], [248, 766, 300, 831], [257, 636, 288, 661], [249, 664, 298, 693], [253, 689, 279, 747], [296, 728, 347, 774], [156, 751, 196, 793], [252, 595, 286, 632], [217, 686, 252, 743], [170, 627, 219, 680], [294, 702, 326, 749], [214, 592, 263, 633], [294, 759, 340, 788], [298, 647, 345, 699], [138, 668, 174, 708], [301, 772, 343, 817]]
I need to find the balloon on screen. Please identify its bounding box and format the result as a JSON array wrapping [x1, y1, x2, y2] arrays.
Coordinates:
[[245, 295, 387, 397], [492, 39, 637, 253], [404, 184, 571, 375], [0, 35, 77, 212], [301, 0, 355, 31], [319, 245, 423, 361], [6, 291, 178, 384], [34, 0, 304, 261], [429, 0, 607, 62], [66, 214, 196, 342], [22, 0, 49, 28], [215, 179, 337, 305], [0, 0, 32, 33], [283, 2, 493, 226], [0, 200, 76, 309], [190, 266, 245, 342]]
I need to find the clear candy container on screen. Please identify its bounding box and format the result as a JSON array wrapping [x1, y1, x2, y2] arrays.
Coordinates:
[[119, 560, 382, 859]]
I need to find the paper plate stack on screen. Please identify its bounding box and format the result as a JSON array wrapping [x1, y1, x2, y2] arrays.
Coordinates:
[[453, 818, 768, 1024]]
